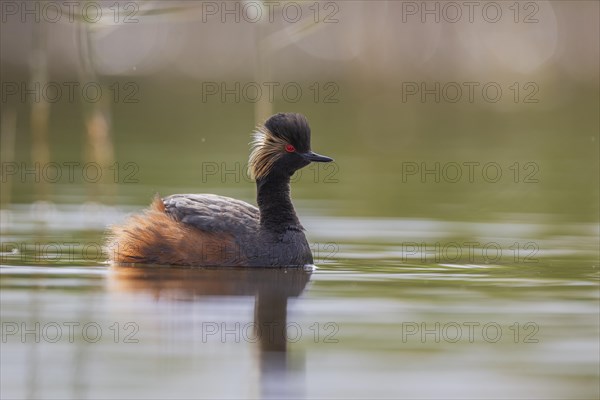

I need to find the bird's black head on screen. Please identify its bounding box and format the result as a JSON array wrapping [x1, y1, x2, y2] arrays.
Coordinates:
[[249, 113, 333, 180]]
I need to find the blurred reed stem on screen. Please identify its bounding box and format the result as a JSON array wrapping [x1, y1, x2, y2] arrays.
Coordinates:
[[30, 23, 50, 202], [0, 107, 17, 207], [77, 20, 116, 204]]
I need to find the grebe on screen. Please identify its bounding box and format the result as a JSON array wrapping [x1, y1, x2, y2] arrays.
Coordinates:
[[107, 113, 333, 267]]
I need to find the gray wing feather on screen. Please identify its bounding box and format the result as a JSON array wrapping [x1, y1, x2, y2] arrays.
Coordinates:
[[163, 194, 259, 234]]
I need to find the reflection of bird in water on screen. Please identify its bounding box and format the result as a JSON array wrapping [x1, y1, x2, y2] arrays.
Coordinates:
[[106, 113, 332, 267], [109, 265, 312, 399]]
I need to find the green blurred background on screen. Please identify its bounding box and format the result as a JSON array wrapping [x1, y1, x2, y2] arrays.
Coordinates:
[[1, 0, 598, 224]]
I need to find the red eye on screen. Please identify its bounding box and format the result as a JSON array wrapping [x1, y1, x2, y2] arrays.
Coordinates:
[[285, 144, 296, 153]]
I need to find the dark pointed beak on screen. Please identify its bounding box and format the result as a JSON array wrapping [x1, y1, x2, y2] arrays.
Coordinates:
[[301, 151, 333, 163]]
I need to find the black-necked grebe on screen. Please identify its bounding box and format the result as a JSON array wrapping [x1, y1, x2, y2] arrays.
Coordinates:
[[107, 112, 333, 267]]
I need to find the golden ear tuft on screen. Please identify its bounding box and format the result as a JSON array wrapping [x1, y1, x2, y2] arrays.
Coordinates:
[[248, 126, 287, 180]]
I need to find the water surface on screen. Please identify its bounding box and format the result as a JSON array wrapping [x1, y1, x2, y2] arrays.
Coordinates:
[[1, 204, 598, 399]]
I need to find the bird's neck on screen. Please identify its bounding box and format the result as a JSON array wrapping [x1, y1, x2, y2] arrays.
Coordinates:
[[256, 174, 302, 231]]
